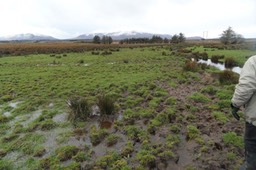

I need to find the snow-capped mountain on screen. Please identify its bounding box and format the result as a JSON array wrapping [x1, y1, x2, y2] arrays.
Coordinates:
[[186, 36, 204, 40], [76, 33, 105, 40], [75, 31, 172, 40], [0, 32, 203, 41], [0, 33, 57, 41]]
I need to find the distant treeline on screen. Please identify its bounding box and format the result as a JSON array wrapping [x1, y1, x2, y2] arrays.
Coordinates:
[[119, 34, 185, 44]]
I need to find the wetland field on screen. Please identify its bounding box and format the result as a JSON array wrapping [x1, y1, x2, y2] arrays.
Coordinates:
[[0, 42, 256, 170]]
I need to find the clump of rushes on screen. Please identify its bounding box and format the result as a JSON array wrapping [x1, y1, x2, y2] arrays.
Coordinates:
[[67, 96, 91, 122], [97, 94, 115, 115], [219, 70, 239, 85], [224, 57, 237, 68]]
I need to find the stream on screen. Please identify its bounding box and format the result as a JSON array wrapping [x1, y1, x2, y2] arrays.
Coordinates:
[[197, 59, 241, 74]]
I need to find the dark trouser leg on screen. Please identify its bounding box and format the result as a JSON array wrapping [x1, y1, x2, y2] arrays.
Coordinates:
[[245, 122, 256, 170]]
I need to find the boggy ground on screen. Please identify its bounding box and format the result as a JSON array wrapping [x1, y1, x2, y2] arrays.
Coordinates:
[[67, 71, 244, 170], [0, 46, 251, 169]]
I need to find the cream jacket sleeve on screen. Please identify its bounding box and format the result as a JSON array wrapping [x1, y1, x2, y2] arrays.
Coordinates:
[[231, 56, 256, 107]]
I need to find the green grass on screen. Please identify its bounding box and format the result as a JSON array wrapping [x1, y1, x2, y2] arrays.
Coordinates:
[[188, 92, 211, 103], [187, 125, 200, 140], [223, 132, 244, 148], [0, 45, 254, 169], [0, 48, 173, 110], [212, 111, 229, 123]]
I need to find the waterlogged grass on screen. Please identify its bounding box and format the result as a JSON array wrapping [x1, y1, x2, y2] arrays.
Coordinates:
[[190, 46, 256, 66], [0, 45, 253, 169], [0, 48, 173, 109]]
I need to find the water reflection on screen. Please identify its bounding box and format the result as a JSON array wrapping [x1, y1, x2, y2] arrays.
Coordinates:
[[198, 59, 241, 74]]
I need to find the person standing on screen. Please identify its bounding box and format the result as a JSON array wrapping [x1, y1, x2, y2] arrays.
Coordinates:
[[231, 55, 256, 170]]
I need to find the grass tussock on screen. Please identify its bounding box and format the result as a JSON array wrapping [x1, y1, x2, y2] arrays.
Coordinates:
[[67, 96, 91, 121], [97, 94, 116, 115], [219, 70, 239, 85], [183, 60, 198, 72], [224, 57, 237, 68]]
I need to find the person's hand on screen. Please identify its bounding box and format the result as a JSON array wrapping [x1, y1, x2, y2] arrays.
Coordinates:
[[231, 103, 240, 120]]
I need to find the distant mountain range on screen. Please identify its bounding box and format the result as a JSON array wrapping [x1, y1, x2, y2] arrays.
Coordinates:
[[76, 31, 173, 40], [0, 32, 204, 41], [0, 33, 57, 41]]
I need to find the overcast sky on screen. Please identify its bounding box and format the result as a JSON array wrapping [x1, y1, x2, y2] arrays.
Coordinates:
[[0, 0, 255, 39]]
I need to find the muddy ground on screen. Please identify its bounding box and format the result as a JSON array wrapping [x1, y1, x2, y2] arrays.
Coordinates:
[[0, 72, 244, 170]]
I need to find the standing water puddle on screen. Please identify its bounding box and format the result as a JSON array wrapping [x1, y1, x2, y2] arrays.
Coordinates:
[[52, 113, 67, 123], [21, 110, 42, 127], [1, 101, 22, 117], [176, 135, 193, 166], [9, 101, 22, 108], [197, 59, 241, 74]]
